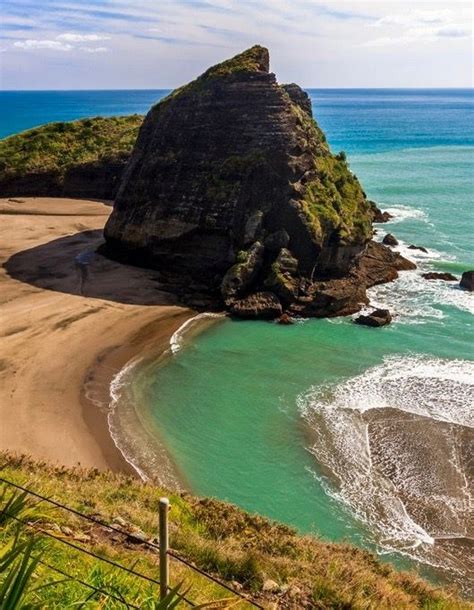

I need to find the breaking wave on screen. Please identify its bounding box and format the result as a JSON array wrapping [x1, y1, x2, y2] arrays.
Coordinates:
[[170, 312, 225, 354], [368, 216, 473, 321], [379, 204, 430, 225], [298, 355, 474, 591]]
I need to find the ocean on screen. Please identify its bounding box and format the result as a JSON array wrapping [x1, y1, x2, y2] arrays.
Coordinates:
[[2, 88, 473, 592]]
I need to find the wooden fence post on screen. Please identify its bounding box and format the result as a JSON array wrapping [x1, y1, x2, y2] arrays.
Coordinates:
[[159, 497, 170, 600]]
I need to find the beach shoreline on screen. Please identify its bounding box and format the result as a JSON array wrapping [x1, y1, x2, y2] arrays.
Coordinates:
[[0, 196, 193, 475]]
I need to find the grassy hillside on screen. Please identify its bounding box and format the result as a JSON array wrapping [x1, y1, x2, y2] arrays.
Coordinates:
[[0, 116, 143, 198], [0, 116, 142, 176], [0, 452, 468, 609]]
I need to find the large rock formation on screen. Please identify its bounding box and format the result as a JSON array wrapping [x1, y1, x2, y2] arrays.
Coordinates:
[[104, 46, 413, 318]]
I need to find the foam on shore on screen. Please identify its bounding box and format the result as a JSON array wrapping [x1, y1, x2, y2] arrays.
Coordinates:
[[298, 354, 473, 590], [170, 312, 226, 354]]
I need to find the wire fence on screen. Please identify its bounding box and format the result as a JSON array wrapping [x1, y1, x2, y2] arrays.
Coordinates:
[[37, 556, 141, 609], [0, 476, 264, 609]]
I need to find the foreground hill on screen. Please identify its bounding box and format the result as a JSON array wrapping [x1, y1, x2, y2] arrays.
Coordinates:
[[0, 115, 142, 199], [0, 452, 467, 609]]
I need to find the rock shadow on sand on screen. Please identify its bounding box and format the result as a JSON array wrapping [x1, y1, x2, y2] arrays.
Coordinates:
[[3, 229, 177, 306]]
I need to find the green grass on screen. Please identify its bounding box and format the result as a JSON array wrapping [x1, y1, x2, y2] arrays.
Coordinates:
[[158, 46, 269, 104], [0, 115, 142, 180], [0, 452, 469, 609], [200, 45, 268, 79], [289, 102, 373, 246]]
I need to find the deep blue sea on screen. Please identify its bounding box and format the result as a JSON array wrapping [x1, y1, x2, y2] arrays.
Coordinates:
[[1, 88, 473, 152], [2, 88, 473, 592]]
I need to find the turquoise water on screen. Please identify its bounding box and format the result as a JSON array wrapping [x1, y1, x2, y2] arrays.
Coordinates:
[[2, 89, 473, 588], [129, 90, 473, 589]]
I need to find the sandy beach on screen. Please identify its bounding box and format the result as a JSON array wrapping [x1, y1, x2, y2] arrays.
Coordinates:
[[0, 197, 192, 473]]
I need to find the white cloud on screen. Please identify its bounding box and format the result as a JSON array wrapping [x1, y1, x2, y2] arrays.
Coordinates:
[[4, 0, 473, 88], [80, 46, 108, 53], [437, 25, 471, 38], [372, 9, 453, 27], [57, 33, 111, 42], [365, 23, 471, 47], [365, 6, 472, 47], [12, 33, 111, 53], [13, 39, 73, 51]]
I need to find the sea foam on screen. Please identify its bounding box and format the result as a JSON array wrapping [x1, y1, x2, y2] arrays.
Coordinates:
[[367, 219, 473, 320], [298, 355, 473, 579], [170, 312, 225, 354]]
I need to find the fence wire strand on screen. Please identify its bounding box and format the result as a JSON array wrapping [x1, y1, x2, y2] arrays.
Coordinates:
[[36, 556, 140, 609], [0, 476, 262, 608]]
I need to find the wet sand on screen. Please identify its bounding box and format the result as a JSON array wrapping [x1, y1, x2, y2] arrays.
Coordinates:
[[0, 197, 192, 473]]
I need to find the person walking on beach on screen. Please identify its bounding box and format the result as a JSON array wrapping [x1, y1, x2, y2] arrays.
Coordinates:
[[74, 251, 95, 295]]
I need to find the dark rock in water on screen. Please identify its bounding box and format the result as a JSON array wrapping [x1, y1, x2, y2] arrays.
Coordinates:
[[228, 291, 282, 319], [460, 270, 474, 291], [103, 46, 409, 319], [277, 313, 294, 325], [422, 272, 457, 281], [292, 277, 368, 318], [408, 244, 429, 254], [353, 241, 416, 288], [368, 201, 393, 223], [382, 233, 398, 246], [355, 308, 392, 327]]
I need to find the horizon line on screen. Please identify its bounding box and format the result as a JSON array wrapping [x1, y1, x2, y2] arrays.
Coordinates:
[[1, 86, 473, 92]]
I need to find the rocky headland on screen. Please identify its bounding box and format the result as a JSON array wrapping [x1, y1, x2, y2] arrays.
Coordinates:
[[103, 46, 415, 319], [0, 115, 142, 199]]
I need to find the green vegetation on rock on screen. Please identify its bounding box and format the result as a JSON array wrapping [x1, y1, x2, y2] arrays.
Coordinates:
[[0, 115, 142, 180], [289, 102, 372, 245], [200, 45, 269, 79], [158, 46, 269, 105], [0, 452, 468, 609]]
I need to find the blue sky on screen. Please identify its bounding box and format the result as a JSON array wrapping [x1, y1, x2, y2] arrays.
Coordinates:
[[1, 0, 472, 89]]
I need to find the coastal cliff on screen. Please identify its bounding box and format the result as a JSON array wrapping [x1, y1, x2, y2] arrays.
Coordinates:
[[0, 115, 142, 199], [104, 46, 413, 318]]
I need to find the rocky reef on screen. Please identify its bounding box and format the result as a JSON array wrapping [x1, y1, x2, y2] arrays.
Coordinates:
[[104, 46, 414, 318]]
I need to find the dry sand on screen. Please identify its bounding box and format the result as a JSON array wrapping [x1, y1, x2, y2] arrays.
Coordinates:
[[0, 197, 192, 473]]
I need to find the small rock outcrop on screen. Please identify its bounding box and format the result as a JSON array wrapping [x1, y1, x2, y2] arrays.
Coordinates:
[[369, 201, 394, 223], [277, 313, 294, 325], [422, 272, 457, 281], [228, 291, 282, 319], [104, 46, 415, 319], [355, 308, 392, 327], [460, 271, 474, 291], [408, 244, 429, 254], [382, 233, 398, 246]]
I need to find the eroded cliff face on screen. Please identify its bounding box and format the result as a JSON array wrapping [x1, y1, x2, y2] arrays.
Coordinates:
[[104, 46, 410, 317]]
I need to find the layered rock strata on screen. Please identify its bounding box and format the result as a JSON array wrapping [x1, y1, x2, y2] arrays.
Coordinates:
[[104, 46, 414, 318]]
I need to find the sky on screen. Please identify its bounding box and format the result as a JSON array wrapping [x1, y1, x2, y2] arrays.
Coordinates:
[[0, 0, 472, 90]]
